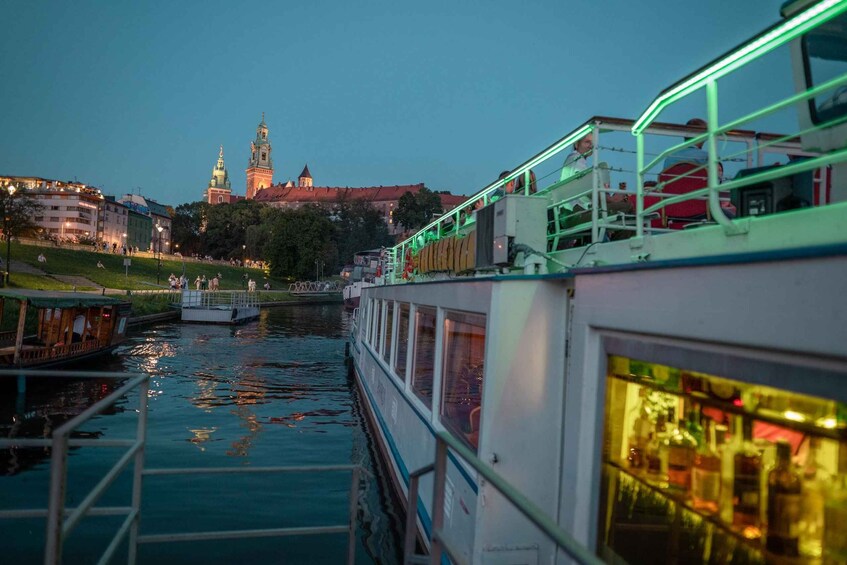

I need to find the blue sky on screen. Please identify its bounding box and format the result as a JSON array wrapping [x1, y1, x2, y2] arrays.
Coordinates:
[[0, 1, 790, 206]]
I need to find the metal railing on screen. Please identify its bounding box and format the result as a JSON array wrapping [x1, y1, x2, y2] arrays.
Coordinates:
[[180, 289, 260, 309], [288, 280, 343, 294], [0, 370, 150, 565], [138, 464, 370, 565], [0, 369, 373, 564], [404, 431, 602, 565]]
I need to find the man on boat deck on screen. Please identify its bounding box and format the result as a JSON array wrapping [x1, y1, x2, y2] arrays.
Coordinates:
[[559, 133, 633, 224], [662, 118, 709, 170]]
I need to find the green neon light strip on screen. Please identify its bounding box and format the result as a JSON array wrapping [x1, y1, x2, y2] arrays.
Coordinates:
[[632, 0, 847, 134], [394, 123, 592, 251]]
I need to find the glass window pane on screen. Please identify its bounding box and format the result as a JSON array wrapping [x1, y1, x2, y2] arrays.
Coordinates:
[[383, 301, 394, 364], [394, 303, 410, 381], [371, 300, 381, 346], [374, 300, 383, 352], [440, 311, 486, 451], [412, 307, 437, 408], [805, 13, 847, 124]]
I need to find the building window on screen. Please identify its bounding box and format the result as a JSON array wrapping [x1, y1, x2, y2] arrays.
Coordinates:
[[261, 153, 266, 161], [440, 311, 486, 451], [412, 307, 437, 408], [218, 196, 223, 203]]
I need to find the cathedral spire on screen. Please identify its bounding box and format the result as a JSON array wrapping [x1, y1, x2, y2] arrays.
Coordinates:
[[246, 114, 273, 199]]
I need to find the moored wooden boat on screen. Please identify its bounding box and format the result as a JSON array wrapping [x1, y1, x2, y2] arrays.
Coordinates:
[[0, 290, 131, 368]]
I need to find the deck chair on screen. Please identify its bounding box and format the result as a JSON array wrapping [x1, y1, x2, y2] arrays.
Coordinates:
[[648, 162, 710, 229]]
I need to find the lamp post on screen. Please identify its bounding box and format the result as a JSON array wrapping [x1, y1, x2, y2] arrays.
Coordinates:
[[242, 244, 247, 289], [175, 243, 185, 277], [156, 223, 163, 285], [3, 184, 16, 287]]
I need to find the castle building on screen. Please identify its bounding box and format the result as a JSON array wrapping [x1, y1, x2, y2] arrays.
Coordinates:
[[204, 145, 232, 204], [253, 182, 467, 235], [245, 113, 273, 199]]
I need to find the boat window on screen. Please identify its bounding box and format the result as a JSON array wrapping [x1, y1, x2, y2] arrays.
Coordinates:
[[375, 300, 384, 355], [597, 355, 846, 564], [383, 301, 394, 364], [394, 303, 410, 381], [803, 12, 847, 125], [411, 307, 437, 408], [371, 299, 381, 347], [440, 311, 486, 452]]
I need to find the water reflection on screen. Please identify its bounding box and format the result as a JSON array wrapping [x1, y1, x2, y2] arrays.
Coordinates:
[[0, 304, 401, 563]]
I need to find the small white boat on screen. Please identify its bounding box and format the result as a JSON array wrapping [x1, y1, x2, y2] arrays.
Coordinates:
[[180, 290, 259, 325]]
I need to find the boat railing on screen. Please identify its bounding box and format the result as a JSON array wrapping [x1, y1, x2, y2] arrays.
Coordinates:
[[19, 338, 105, 364], [0, 370, 374, 564], [181, 289, 260, 309], [0, 370, 150, 565], [632, 1, 847, 238], [403, 430, 602, 565]]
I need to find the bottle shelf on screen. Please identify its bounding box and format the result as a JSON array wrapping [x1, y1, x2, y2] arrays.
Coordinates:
[[609, 371, 847, 441]]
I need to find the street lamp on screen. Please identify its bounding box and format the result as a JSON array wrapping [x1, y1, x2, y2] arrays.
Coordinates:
[[242, 244, 247, 289], [156, 223, 163, 285], [3, 184, 16, 287], [175, 243, 185, 276]]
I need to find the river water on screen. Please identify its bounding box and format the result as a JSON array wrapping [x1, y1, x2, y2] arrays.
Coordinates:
[[0, 304, 404, 564]]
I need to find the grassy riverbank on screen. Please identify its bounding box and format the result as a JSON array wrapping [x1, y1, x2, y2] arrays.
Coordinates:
[[7, 241, 277, 291], [0, 241, 341, 320]]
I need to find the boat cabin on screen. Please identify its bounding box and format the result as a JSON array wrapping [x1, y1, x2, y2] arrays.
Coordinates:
[[0, 290, 131, 367]]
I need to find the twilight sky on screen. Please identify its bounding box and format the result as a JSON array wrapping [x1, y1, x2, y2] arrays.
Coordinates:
[[0, 1, 790, 206]]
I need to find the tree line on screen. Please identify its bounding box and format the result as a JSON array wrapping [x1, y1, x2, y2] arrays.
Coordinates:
[[170, 198, 397, 280]]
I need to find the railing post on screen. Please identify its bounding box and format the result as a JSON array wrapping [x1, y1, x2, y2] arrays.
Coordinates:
[[346, 466, 360, 565], [590, 126, 600, 243], [128, 376, 149, 565], [429, 437, 448, 564], [706, 79, 737, 233], [44, 432, 69, 565], [404, 475, 421, 564], [636, 132, 645, 239]]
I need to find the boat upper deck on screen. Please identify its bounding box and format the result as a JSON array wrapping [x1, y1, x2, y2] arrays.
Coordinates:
[[386, 1, 847, 284]]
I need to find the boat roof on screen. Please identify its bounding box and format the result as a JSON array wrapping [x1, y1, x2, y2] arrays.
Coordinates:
[[0, 290, 126, 308]]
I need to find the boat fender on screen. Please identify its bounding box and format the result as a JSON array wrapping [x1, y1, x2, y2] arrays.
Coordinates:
[[231, 308, 238, 320]]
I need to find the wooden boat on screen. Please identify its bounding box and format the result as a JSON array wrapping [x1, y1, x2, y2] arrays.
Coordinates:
[[0, 290, 131, 368]]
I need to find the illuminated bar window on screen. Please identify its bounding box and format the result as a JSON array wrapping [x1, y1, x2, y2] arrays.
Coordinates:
[[411, 307, 437, 408], [597, 355, 847, 564], [440, 311, 486, 451], [383, 301, 394, 364], [394, 303, 410, 381]]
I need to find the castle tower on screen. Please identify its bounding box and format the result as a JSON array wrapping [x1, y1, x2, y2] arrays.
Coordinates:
[[205, 145, 232, 204], [246, 113, 273, 199], [298, 164, 313, 188]]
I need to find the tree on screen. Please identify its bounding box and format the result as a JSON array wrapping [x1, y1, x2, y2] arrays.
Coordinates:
[[202, 199, 265, 260], [1, 188, 43, 239], [393, 187, 443, 230], [171, 201, 209, 256], [332, 200, 393, 272], [265, 206, 337, 280]]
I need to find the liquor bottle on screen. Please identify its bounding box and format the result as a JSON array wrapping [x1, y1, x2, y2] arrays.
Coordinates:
[[686, 403, 705, 447], [692, 420, 721, 514], [666, 410, 697, 492], [645, 413, 669, 488], [627, 387, 652, 471], [733, 418, 762, 538], [799, 437, 827, 558], [823, 443, 847, 565], [766, 440, 802, 557], [718, 422, 736, 524]]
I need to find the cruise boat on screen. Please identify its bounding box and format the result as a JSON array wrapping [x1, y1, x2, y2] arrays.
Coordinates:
[[348, 2, 847, 563], [0, 290, 131, 368], [343, 249, 384, 310]]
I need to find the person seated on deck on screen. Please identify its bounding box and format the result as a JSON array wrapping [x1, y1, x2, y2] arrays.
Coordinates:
[[556, 134, 633, 237], [71, 314, 91, 343], [663, 118, 709, 170]]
